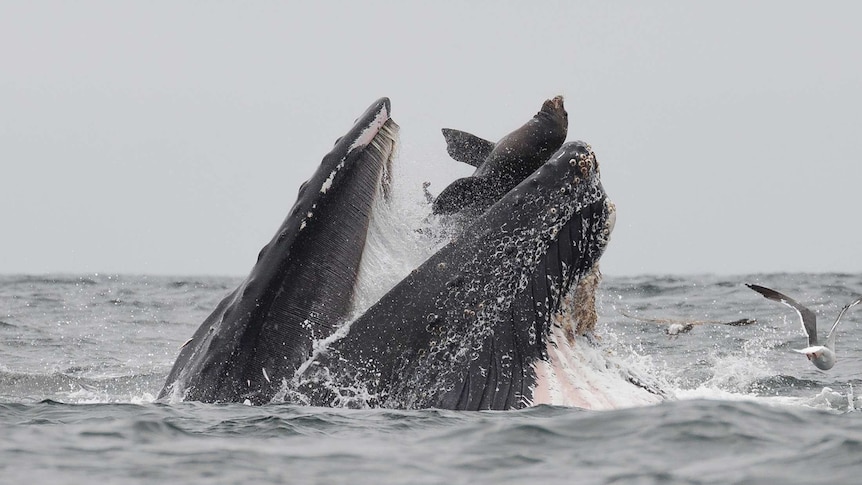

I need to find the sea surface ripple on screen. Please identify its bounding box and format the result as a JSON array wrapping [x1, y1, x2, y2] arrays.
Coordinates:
[[2, 273, 862, 484]]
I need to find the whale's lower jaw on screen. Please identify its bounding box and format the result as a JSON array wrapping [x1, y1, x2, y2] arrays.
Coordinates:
[[158, 98, 399, 404]]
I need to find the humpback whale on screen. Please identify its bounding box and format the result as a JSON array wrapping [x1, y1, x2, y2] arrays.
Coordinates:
[[432, 96, 568, 216], [160, 97, 662, 409], [159, 98, 398, 403], [747, 284, 862, 370]]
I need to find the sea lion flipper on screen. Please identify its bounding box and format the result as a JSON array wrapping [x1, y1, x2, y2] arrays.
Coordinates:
[[432, 176, 496, 215], [441, 128, 495, 168]]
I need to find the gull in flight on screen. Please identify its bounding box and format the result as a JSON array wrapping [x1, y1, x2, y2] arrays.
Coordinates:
[[746, 284, 862, 370]]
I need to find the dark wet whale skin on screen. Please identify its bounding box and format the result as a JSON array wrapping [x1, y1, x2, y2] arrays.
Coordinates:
[[159, 98, 398, 404]]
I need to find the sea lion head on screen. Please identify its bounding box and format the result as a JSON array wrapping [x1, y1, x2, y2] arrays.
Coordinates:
[[538, 95, 568, 134]]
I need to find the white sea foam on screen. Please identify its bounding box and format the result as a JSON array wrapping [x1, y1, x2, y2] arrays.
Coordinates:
[[348, 154, 448, 320], [530, 326, 666, 410]]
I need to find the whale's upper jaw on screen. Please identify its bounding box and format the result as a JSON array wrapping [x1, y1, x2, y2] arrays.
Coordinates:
[[294, 139, 618, 410]]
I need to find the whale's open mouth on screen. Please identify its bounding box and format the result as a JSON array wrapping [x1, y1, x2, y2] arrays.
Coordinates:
[[160, 98, 651, 410]]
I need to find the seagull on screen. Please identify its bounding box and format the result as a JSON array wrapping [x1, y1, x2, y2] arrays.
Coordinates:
[[618, 309, 756, 337], [746, 283, 862, 370]]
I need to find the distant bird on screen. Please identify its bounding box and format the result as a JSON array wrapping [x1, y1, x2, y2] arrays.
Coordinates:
[[746, 283, 862, 370], [618, 309, 756, 336]]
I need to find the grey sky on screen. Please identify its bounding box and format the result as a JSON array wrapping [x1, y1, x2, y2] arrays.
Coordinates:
[[2, 1, 860, 276]]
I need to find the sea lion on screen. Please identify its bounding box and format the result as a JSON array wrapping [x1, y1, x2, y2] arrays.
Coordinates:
[[432, 95, 568, 216]]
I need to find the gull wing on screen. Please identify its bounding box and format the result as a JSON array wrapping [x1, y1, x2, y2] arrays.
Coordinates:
[[746, 284, 818, 346], [824, 295, 862, 349]]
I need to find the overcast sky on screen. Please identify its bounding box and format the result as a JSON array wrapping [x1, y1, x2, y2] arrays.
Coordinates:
[[2, 1, 860, 276]]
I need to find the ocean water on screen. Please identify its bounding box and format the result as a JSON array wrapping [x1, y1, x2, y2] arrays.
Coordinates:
[[3, 272, 862, 484]]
